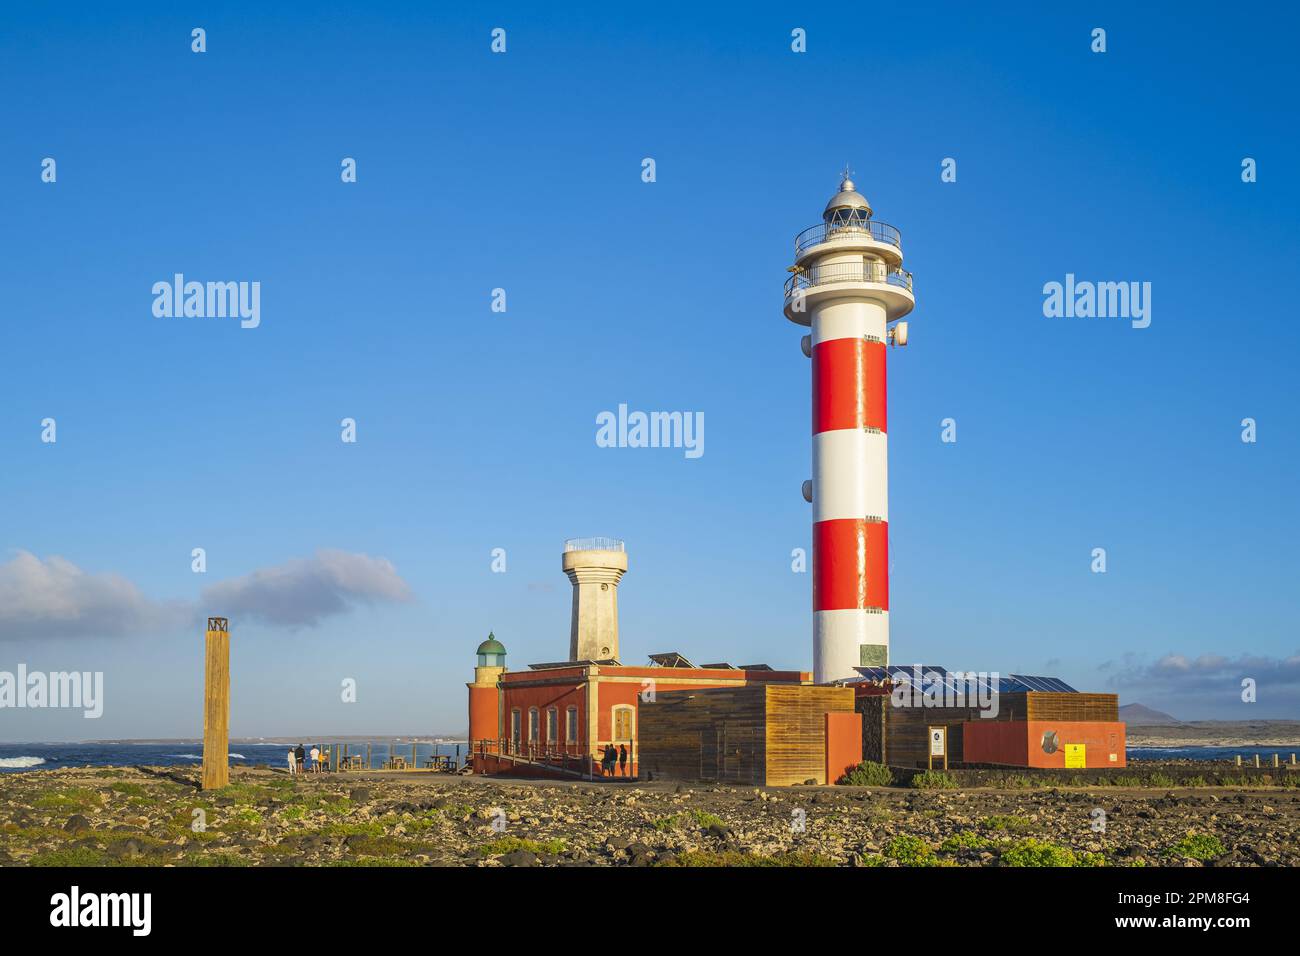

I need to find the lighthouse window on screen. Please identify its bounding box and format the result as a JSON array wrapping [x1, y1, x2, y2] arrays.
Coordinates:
[[528, 707, 539, 742], [546, 707, 558, 743], [566, 706, 578, 743]]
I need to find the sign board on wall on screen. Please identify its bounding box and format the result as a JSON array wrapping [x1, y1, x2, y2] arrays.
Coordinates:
[[927, 726, 948, 770], [1064, 743, 1086, 768], [929, 728, 946, 756]]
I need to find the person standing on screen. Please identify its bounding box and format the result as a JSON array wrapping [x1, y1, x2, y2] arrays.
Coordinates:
[[295, 743, 306, 775], [618, 744, 628, 778], [310, 746, 320, 774], [287, 748, 296, 775]]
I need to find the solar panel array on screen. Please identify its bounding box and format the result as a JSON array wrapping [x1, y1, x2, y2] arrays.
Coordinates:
[[850, 665, 1078, 694], [1008, 674, 1079, 693]]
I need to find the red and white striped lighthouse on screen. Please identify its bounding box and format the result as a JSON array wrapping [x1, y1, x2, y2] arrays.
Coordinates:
[[784, 173, 914, 683]]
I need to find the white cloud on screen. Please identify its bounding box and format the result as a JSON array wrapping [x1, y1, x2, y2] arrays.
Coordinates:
[[200, 549, 413, 628], [0, 551, 184, 641]]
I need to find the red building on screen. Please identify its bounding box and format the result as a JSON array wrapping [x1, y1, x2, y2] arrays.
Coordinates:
[[468, 643, 810, 779]]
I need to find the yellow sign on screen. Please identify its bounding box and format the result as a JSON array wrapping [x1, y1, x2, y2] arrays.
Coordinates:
[[1064, 744, 1086, 768]]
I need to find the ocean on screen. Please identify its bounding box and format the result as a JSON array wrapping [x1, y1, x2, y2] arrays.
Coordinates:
[[0, 741, 469, 773], [1127, 745, 1299, 762]]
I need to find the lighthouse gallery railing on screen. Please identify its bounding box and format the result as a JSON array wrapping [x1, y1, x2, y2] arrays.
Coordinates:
[[794, 220, 902, 256], [784, 262, 914, 297]]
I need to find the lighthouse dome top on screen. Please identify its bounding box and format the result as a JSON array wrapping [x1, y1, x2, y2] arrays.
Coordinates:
[[823, 173, 873, 222], [476, 633, 506, 656]]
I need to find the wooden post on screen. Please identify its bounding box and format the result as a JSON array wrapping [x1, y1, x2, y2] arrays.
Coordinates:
[[366, 742, 372, 770], [412, 742, 417, 771], [1254, 754, 1260, 768], [201, 617, 230, 790], [1273, 753, 1279, 768], [1236, 754, 1242, 767]]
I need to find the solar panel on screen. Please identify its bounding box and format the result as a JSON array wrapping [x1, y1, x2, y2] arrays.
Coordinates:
[[847, 668, 1078, 695], [1009, 674, 1078, 693], [648, 652, 695, 668], [699, 662, 737, 670], [739, 663, 773, 671]]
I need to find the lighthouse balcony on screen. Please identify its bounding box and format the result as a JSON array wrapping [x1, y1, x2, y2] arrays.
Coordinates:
[[783, 262, 915, 325], [794, 221, 903, 266]]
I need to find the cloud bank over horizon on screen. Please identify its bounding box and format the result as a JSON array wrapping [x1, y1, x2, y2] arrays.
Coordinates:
[[0, 549, 413, 641], [1102, 650, 1300, 716], [0, 551, 188, 642], [200, 549, 414, 628]]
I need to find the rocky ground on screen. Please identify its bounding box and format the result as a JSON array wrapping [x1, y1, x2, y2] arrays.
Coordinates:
[[1, 765, 1297, 867]]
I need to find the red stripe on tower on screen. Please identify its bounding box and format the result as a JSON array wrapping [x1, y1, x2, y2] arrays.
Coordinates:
[[812, 337, 887, 434], [812, 518, 889, 611]]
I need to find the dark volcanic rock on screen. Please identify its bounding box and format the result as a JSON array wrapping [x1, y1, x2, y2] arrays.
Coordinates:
[[499, 849, 538, 867]]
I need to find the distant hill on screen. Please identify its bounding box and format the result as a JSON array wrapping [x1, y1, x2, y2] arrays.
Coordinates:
[[1119, 703, 1181, 725]]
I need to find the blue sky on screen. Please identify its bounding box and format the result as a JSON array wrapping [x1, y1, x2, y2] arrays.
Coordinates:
[[1, 1, 1297, 740]]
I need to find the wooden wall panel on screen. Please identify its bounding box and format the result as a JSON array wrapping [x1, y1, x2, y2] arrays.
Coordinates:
[[765, 686, 855, 786], [1024, 693, 1119, 722], [638, 686, 767, 785], [639, 685, 855, 785]]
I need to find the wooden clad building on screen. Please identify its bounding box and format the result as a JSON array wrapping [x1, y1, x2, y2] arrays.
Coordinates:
[[856, 688, 1123, 768], [638, 684, 856, 786]]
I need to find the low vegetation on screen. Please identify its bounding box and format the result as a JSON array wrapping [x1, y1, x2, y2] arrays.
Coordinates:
[[479, 836, 568, 857], [838, 761, 894, 787], [909, 770, 958, 790], [1167, 832, 1225, 862], [999, 838, 1105, 867]]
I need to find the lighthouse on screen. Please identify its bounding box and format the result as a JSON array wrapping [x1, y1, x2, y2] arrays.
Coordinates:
[[784, 172, 914, 683]]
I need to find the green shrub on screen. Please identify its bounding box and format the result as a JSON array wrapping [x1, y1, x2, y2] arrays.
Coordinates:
[[1168, 832, 1225, 862], [940, 831, 995, 853], [690, 810, 725, 829], [910, 770, 957, 790], [839, 761, 894, 787], [1000, 838, 1078, 867], [883, 834, 933, 866]]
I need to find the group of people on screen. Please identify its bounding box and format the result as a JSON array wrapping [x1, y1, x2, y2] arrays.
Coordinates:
[[286, 743, 329, 775], [599, 743, 629, 777]]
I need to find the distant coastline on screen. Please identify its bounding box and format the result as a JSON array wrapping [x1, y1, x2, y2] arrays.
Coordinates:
[[1125, 721, 1300, 749]]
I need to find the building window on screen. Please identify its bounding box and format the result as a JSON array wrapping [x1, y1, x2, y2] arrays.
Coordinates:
[[612, 705, 634, 741], [566, 706, 578, 744], [528, 707, 539, 742], [546, 707, 558, 743], [510, 709, 521, 751]]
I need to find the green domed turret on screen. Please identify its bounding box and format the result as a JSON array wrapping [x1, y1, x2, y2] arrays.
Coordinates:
[[476, 632, 506, 667]]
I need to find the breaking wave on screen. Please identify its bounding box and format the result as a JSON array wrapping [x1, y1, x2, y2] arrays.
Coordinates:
[[0, 756, 46, 768]]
